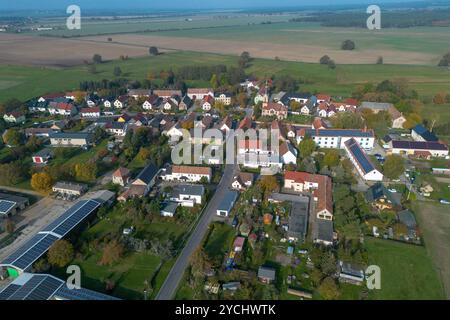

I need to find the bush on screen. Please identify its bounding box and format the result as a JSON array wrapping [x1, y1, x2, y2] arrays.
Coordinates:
[[341, 39, 356, 50]]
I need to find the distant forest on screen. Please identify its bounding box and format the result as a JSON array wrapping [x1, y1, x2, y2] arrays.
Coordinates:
[[290, 9, 450, 28]]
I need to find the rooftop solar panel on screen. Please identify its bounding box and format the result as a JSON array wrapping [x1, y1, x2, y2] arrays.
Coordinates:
[[12, 234, 59, 271], [0, 233, 47, 265], [51, 200, 100, 237], [349, 143, 375, 174], [306, 129, 374, 138], [0, 284, 21, 300], [41, 200, 89, 232], [8, 275, 46, 300], [55, 286, 120, 300], [25, 276, 63, 300], [0, 200, 16, 214]]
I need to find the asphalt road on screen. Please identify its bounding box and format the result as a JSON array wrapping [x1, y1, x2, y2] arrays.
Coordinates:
[[155, 163, 237, 300]]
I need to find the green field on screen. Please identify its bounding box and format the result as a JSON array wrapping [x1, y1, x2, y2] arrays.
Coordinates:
[[366, 238, 445, 300]]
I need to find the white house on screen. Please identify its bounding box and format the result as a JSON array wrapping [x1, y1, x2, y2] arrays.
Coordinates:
[[296, 128, 375, 150], [202, 96, 214, 111], [280, 142, 298, 165], [161, 165, 212, 183], [80, 107, 100, 118], [187, 88, 214, 100], [344, 138, 383, 181], [114, 96, 127, 109], [3, 112, 25, 124], [169, 184, 205, 207], [215, 93, 232, 106]]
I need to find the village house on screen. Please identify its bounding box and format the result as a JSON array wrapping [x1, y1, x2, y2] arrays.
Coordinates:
[[169, 184, 205, 207], [219, 115, 233, 134], [161, 165, 212, 183], [214, 93, 232, 106], [312, 117, 328, 130], [161, 202, 179, 217], [316, 94, 331, 104], [128, 89, 151, 100], [142, 95, 161, 111], [411, 124, 438, 142], [344, 138, 383, 181], [105, 122, 128, 136], [296, 128, 375, 150], [3, 112, 25, 124], [202, 95, 214, 111], [112, 167, 131, 186], [365, 183, 402, 210], [80, 107, 101, 118], [49, 132, 94, 148], [231, 172, 254, 190], [187, 88, 214, 100], [25, 127, 57, 138], [114, 96, 128, 109], [153, 89, 182, 98], [32, 148, 54, 165], [48, 102, 77, 116], [279, 141, 298, 164], [284, 171, 333, 220], [261, 102, 288, 119], [27, 100, 49, 113], [314, 219, 334, 246], [388, 105, 406, 129], [179, 95, 193, 110], [118, 164, 159, 201], [388, 140, 448, 158], [52, 181, 88, 198]]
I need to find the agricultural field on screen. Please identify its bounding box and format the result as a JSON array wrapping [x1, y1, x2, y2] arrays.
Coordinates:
[[413, 202, 450, 299], [365, 238, 445, 300]]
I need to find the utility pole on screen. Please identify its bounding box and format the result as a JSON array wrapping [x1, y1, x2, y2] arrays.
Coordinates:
[[430, 119, 436, 132]]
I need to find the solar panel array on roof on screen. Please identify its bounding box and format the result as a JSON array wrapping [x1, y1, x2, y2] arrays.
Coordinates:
[[305, 129, 374, 138], [11, 234, 59, 271], [1, 200, 100, 271], [346, 139, 375, 174], [0, 284, 20, 300], [55, 286, 120, 300], [0, 200, 16, 215], [42, 200, 100, 237]]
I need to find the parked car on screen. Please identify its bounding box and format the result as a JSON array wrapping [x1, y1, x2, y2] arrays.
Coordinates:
[[440, 199, 450, 205]]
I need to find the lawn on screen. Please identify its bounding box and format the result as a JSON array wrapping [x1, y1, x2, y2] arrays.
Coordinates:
[[365, 238, 445, 300], [204, 222, 236, 264]]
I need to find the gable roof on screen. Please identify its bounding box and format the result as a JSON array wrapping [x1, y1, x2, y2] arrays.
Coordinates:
[[412, 124, 438, 142], [134, 164, 158, 185]]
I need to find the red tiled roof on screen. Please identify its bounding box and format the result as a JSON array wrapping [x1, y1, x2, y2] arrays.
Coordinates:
[[81, 107, 100, 113], [113, 167, 130, 178], [172, 165, 211, 175]]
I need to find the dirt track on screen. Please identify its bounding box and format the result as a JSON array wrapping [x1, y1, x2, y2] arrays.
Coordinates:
[[0, 32, 436, 67]]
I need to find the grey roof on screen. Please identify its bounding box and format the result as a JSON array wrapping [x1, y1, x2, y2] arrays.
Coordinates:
[[397, 209, 417, 229], [0, 273, 118, 300], [269, 192, 310, 203], [49, 132, 93, 141], [53, 181, 87, 192], [0, 192, 29, 206], [33, 148, 54, 158], [162, 202, 179, 215], [339, 261, 364, 278], [365, 183, 401, 206], [316, 219, 334, 243], [288, 200, 309, 240], [361, 102, 393, 110], [135, 164, 158, 185], [258, 266, 276, 280], [174, 184, 205, 197], [217, 190, 238, 212]]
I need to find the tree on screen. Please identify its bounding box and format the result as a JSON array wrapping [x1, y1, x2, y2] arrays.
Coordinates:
[[383, 155, 404, 180], [3, 128, 24, 146], [113, 66, 122, 77], [318, 277, 340, 300], [239, 51, 251, 68], [149, 46, 159, 56], [403, 113, 422, 129], [99, 239, 124, 266], [31, 172, 54, 193], [258, 175, 279, 199], [341, 39, 355, 50], [137, 147, 151, 162], [48, 240, 74, 267], [298, 137, 316, 158], [92, 54, 103, 64], [376, 56, 383, 64], [323, 149, 340, 167], [210, 74, 219, 90], [319, 55, 331, 65]]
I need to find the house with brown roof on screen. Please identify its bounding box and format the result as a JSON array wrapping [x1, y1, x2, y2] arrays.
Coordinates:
[[187, 88, 214, 100], [48, 102, 77, 116], [261, 102, 288, 119], [153, 89, 182, 98], [388, 106, 406, 129], [80, 107, 100, 118], [284, 171, 333, 220], [202, 95, 215, 111], [112, 167, 131, 186], [231, 172, 254, 190], [161, 165, 212, 183]]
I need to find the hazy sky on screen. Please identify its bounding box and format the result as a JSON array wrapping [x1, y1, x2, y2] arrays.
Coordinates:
[[0, 0, 419, 10]]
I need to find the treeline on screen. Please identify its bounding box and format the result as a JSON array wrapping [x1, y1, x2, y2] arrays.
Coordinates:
[[290, 9, 450, 28]]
